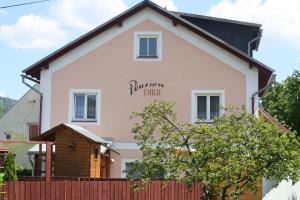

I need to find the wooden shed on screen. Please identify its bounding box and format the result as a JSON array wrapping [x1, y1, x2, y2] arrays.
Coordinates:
[[33, 123, 114, 178]]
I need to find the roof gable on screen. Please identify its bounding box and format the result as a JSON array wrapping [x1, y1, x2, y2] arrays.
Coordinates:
[[33, 123, 110, 144], [22, 0, 273, 93]]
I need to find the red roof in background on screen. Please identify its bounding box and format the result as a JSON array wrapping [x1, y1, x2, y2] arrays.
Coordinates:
[[0, 146, 11, 152]]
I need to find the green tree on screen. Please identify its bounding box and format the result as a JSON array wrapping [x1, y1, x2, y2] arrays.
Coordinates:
[[0, 97, 16, 118], [129, 101, 300, 200], [3, 152, 17, 181], [261, 70, 300, 136]]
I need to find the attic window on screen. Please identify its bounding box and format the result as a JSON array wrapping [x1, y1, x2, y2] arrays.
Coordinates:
[[134, 32, 162, 61], [139, 37, 157, 58]]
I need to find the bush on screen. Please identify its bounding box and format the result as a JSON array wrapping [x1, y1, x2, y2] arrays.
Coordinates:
[[16, 166, 32, 177], [3, 152, 17, 181]]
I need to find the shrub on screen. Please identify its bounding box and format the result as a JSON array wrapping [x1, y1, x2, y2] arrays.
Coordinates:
[[3, 152, 17, 181]]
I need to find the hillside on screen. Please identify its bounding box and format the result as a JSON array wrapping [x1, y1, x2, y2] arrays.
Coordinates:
[[0, 96, 16, 118]]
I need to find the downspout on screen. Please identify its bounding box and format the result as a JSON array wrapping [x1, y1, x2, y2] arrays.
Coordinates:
[[251, 73, 275, 114], [22, 74, 43, 176], [27, 152, 35, 176], [248, 31, 262, 56]]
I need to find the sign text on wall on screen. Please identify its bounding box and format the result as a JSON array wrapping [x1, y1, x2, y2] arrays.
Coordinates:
[[129, 80, 165, 96]]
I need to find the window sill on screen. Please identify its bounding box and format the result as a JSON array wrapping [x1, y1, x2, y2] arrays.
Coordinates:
[[137, 56, 158, 59], [194, 120, 215, 124], [71, 120, 98, 123]]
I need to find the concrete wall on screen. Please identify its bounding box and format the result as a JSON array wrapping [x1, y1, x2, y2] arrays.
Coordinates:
[[0, 84, 40, 169], [263, 179, 300, 200]]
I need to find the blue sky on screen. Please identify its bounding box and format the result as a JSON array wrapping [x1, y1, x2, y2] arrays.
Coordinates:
[[0, 0, 299, 99]]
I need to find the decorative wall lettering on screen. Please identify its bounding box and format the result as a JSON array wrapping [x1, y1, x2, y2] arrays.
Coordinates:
[[129, 80, 165, 96]]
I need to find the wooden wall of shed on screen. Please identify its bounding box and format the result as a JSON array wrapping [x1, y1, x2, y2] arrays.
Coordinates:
[[54, 129, 91, 177], [90, 144, 101, 177]]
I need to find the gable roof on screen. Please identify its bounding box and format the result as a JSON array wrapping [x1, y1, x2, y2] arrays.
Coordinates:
[[0, 84, 38, 122], [33, 123, 110, 144], [22, 0, 274, 94], [259, 109, 289, 133]]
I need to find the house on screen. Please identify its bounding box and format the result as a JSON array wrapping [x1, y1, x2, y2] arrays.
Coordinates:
[[0, 145, 12, 170], [22, 0, 273, 183], [0, 85, 40, 169]]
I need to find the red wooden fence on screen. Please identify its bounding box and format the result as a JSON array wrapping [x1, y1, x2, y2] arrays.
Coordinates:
[[1, 179, 203, 200]]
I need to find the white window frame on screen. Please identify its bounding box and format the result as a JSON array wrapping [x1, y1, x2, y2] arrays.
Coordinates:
[[134, 32, 162, 61], [191, 90, 225, 123], [69, 89, 101, 125], [121, 159, 142, 178], [3, 132, 11, 140]]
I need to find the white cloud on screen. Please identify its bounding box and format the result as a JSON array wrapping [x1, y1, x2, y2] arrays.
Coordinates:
[[0, 14, 66, 49], [51, 0, 177, 31], [0, 91, 6, 97], [0, 0, 177, 49], [51, 0, 128, 31], [152, 0, 177, 11], [207, 0, 300, 49]]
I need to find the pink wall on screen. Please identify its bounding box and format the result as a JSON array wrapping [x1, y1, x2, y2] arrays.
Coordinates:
[[110, 150, 142, 178], [51, 19, 246, 142], [50, 19, 246, 177]]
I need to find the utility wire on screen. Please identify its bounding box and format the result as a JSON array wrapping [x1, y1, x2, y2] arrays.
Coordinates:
[[0, 0, 50, 9]]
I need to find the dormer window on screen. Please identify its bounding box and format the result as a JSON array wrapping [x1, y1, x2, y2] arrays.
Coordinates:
[[134, 32, 162, 61]]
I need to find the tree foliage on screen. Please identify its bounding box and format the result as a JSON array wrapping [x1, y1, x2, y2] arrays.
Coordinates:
[[129, 101, 300, 200], [0, 96, 16, 118], [261, 70, 300, 136], [3, 152, 17, 181]]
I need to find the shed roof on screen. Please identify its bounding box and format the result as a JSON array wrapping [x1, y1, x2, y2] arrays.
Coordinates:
[[32, 123, 111, 144]]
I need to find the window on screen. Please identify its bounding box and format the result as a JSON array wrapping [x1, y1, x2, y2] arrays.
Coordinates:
[[74, 94, 96, 121], [4, 133, 11, 140], [27, 123, 39, 141], [134, 32, 162, 61], [121, 159, 142, 178], [192, 90, 225, 123], [139, 37, 157, 57], [69, 89, 100, 124]]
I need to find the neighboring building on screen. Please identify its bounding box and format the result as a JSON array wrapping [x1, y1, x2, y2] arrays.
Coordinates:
[[259, 109, 300, 200], [23, 0, 273, 184], [0, 146, 12, 170], [0, 85, 40, 169]]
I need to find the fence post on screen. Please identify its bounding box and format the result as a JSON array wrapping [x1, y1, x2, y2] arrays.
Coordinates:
[[45, 142, 51, 182]]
